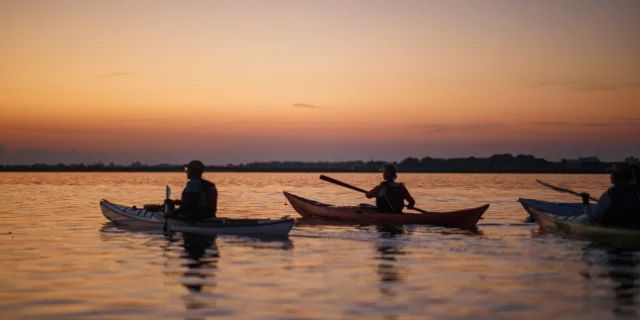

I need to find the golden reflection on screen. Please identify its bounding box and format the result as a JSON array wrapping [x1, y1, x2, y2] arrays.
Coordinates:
[[178, 233, 219, 320], [99, 221, 295, 319], [171, 233, 293, 319], [179, 233, 219, 294], [222, 236, 294, 251], [375, 226, 407, 297]]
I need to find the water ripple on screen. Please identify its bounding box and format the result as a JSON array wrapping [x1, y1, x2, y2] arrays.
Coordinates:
[[0, 172, 637, 319]]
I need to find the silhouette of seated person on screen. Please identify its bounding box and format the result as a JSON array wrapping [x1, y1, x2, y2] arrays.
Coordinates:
[[165, 160, 217, 221], [582, 164, 640, 229], [365, 164, 415, 213]]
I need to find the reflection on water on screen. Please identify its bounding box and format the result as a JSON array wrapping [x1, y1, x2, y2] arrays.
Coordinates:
[[99, 222, 295, 319], [579, 245, 640, 319], [180, 233, 219, 293], [2, 172, 639, 319], [177, 233, 219, 320], [582, 246, 640, 317], [607, 250, 640, 316], [375, 226, 406, 297]]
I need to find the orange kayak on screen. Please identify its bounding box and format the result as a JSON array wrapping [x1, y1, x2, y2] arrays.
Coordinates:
[[283, 192, 489, 229]]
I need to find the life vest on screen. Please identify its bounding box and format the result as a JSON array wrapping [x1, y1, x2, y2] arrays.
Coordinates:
[[375, 181, 409, 213], [198, 179, 218, 218], [601, 185, 640, 229]]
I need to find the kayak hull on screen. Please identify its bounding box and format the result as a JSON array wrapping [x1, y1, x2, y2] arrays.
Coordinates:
[[519, 198, 586, 221], [99, 200, 294, 236], [526, 200, 640, 248], [283, 191, 488, 229]]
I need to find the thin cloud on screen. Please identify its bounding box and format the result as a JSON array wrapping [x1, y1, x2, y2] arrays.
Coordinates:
[[533, 121, 572, 126], [528, 79, 579, 87], [3, 125, 139, 135], [581, 122, 620, 127], [114, 116, 188, 124], [418, 123, 505, 134], [577, 82, 640, 92], [532, 121, 631, 127], [293, 103, 327, 109], [526, 78, 640, 92], [91, 72, 134, 79]]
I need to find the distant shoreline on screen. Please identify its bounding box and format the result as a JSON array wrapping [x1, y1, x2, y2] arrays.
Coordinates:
[[1, 153, 634, 174]]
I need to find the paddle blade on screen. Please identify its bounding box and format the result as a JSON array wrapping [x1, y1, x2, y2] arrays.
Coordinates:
[[535, 179, 598, 202], [165, 185, 171, 200], [319, 175, 340, 185], [319, 175, 368, 193], [535, 179, 570, 194]]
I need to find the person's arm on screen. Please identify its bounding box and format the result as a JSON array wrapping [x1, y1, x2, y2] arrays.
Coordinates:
[[165, 199, 182, 205], [404, 188, 416, 209], [365, 184, 381, 198], [207, 181, 218, 215], [583, 191, 611, 222]]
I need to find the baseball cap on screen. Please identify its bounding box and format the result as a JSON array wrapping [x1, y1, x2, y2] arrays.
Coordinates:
[[183, 160, 205, 172], [381, 163, 397, 175]]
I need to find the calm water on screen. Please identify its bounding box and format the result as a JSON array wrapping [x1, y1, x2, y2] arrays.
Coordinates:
[[1, 173, 638, 319]]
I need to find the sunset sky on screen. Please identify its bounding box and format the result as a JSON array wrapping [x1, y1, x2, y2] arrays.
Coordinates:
[[1, 0, 639, 164]]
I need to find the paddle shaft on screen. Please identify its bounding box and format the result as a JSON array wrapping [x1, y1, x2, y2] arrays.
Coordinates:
[[163, 211, 169, 232], [163, 185, 171, 232], [320, 175, 368, 193], [536, 179, 598, 202], [319, 175, 429, 214]]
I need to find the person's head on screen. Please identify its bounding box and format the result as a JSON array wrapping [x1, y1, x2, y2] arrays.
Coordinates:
[[184, 160, 205, 179], [381, 163, 397, 182], [609, 163, 634, 186]]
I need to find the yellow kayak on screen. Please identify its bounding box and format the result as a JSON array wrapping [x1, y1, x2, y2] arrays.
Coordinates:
[[528, 203, 640, 248]]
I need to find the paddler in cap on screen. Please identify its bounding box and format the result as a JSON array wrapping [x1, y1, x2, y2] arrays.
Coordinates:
[[581, 163, 640, 229], [365, 163, 416, 213], [165, 160, 218, 220]]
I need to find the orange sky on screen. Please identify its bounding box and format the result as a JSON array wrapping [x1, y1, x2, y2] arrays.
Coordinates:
[[1, 1, 639, 164]]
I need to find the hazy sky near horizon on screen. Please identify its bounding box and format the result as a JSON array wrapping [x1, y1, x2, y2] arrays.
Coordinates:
[[1, 0, 639, 164]]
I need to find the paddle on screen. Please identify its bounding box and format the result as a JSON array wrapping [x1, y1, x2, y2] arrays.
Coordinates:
[[535, 179, 598, 202], [163, 185, 171, 232], [319, 175, 430, 214], [319, 175, 368, 193]]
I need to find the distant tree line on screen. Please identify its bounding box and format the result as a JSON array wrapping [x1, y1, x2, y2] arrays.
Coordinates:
[[0, 154, 624, 173]]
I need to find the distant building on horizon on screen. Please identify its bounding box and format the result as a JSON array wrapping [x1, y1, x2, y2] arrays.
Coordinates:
[[566, 156, 600, 164], [626, 157, 639, 165]]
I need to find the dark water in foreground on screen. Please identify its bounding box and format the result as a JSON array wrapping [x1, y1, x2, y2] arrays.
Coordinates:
[[0, 173, 638, 319]]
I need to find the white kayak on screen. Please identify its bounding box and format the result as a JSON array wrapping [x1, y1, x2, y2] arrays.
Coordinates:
[[99, 200, 294, 236], [519, 198, 592, 222]]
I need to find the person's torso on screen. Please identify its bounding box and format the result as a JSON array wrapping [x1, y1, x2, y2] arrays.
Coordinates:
[[376, 181, 407, 213], [602, 185, 640, 228], [183, 179, 217, 213]]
